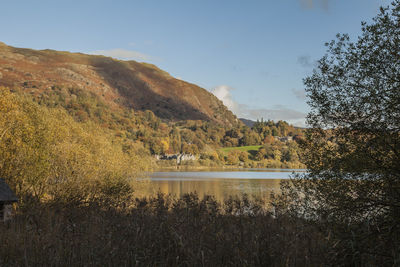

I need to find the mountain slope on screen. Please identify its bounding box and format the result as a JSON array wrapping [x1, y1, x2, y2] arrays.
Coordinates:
[[239, 118, 256, 127], [0, 42, 238, 126]]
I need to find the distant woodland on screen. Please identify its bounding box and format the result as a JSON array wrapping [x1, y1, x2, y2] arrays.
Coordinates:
[[12, 85, 305, 169]]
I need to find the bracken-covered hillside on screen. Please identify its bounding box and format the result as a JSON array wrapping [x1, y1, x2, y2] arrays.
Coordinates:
[[0, 42, 238, 127]]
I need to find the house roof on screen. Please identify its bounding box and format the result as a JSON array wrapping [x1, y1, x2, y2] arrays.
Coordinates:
[[0, 179, 18, 203]]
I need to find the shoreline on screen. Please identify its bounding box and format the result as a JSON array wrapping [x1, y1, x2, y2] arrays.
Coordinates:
[[153, 165, 307, 172]]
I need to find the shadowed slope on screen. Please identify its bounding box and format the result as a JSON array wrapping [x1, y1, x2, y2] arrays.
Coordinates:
[[0, 42, 238, 126]]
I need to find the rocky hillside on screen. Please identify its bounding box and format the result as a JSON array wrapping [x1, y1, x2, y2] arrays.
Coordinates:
[[0, 42, 239, 126]]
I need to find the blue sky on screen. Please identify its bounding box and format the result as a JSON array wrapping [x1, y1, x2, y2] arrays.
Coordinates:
[[0, 0, 390, 126]]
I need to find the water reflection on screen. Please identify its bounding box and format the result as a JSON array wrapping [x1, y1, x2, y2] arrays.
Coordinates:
[[142, 170, 304, 202]]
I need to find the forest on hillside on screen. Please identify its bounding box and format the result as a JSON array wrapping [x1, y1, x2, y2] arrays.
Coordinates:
[[11, 85, 305, 168], [0, 84, 305, 200]]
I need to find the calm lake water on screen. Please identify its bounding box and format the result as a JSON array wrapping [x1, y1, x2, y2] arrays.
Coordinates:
[[143, 169, 305, 202]]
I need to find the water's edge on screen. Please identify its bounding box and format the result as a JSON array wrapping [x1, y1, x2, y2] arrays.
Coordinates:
[[140, 169, 305, 202]]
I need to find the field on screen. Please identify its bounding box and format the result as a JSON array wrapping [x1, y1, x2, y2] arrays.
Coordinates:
[[218, 145, 262, 154]]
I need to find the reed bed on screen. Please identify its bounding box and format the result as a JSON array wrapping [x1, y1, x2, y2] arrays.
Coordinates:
[[0, 193, 397, 266]]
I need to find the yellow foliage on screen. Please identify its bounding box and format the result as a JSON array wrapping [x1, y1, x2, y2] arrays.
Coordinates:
[[160, 137, 170, 154], [0, 87, 152, 203]]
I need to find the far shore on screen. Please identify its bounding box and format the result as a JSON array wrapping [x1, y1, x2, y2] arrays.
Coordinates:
[[154, 165, 307, 172]]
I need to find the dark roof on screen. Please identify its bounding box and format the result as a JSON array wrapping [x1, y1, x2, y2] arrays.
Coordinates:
[[0, 179, 18, 203]]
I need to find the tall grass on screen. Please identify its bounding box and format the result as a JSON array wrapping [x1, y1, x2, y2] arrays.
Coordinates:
[[0, 193, 322, 266], [0, 192, 397, 266]]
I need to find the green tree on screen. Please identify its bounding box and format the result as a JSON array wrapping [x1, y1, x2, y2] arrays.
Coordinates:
[[271, 127, 278, 136], [275, 2, 400, 265], [281, 142, 300, 163], [240, 130, 261, 146]]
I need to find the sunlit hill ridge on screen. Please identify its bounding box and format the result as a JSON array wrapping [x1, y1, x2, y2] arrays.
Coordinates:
[[0, 42, 238, 126]]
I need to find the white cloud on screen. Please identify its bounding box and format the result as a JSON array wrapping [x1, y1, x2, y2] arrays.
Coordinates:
[[211, 85, 238, 112], [90, 48, 150, 61], [211, 85, 307, 127]]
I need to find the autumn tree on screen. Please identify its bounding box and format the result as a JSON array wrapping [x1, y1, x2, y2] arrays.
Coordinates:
[[0, 87, 151, 204], [275, 2, 400, 265], [226, 151, 240, 165], [238, 151, 249, 162]]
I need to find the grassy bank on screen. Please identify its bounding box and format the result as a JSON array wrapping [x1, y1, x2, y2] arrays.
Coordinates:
[[218, 145, 263, 154]]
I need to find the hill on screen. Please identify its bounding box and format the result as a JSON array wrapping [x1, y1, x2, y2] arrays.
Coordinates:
[[0, 42, 238, 127], [239, 118, 256, 127], [0, 42, 305, 169]]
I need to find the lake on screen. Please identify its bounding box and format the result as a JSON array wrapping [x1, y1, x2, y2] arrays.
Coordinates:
[[142, 168, 305, 202]]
